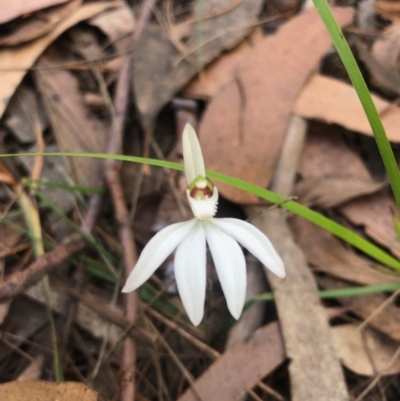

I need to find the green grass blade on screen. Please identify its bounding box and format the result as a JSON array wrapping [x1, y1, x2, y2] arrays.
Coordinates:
[[2, 151, 400, 269], [312, 0, 400, 210]]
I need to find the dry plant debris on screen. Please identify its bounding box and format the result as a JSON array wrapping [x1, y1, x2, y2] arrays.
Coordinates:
[[199, 7, 354, 203], [1, 0, 400, 400]]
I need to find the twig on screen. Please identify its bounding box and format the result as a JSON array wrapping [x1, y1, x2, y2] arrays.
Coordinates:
[[103, 1, 155, 400], [0, 233, 84, 302]]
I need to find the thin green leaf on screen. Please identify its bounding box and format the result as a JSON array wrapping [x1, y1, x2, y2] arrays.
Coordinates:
[[1, 151, 400, 269]]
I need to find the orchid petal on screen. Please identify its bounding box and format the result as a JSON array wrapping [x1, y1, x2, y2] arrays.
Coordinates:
[[175, 222, 206, 326], [210, 218, 285, 278], [204, 221, 246, 319], [182, 123, 206, 185], [122, 219, 197, 293]]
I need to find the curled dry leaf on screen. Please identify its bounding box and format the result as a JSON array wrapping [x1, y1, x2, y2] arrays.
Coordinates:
[[294, 74, 400, 142], [332, 324, 400, 376], [133, 0, 264, 123], [199, 7, 354, 203], [0, 381, 97, 401], [376, 0, 400, 17], [295, 175, 386, 208], [372, 21, 400, 70], [0, 0, 70, 24], [88, 4, 135, 54], [0, 1, 120, 119], [0, 0, 82, 46], [356, 42, 400, 96]]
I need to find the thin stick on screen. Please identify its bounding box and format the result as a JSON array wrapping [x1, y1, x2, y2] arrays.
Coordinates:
[[103, 1, 155, 400]]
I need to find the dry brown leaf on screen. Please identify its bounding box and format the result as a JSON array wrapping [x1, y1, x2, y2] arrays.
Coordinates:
[[0, 0, 70, 24], [4, 85, 46, 144], [298, 125, 400, 259], [295, 175, 386, 208], [290, 215, 399, 285], [299, 126, 400, 257], [372, 22, 400, 69], [199, 7, 354, 204], [182, 27, 264, 99], [177, 323, 284, 401], [0, 303, 11, 326], [0, 0, 82, 46], [341, 191, 400, 259], [318, 276, 400, 342], [35, 56, 108, 188], [88, 4, 135, 54], [0, 1, 120, 119], [298, 122, 371, 180], [332, 324, 400, 376], [294, 74, 400, 142], [376, 0, 400, 16], [0, 218, 26, 258], [0, 381, 97, 401], [133, 0, 264, 123]]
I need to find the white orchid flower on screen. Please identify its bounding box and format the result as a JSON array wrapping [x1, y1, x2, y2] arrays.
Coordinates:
[[122, 124, 285, 325]]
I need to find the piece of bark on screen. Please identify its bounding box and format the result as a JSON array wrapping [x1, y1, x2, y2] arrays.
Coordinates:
[[246, 116, 348, 401]]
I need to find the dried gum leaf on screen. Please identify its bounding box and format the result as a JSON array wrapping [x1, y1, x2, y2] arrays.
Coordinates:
[[294, 74, 400, 142], [332, 324, 400, 376], [199, 7, 354, 203], [295, 175, 386, 208]]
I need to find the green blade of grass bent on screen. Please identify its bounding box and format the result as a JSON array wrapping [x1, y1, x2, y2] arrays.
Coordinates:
[[2, 151, 400, 270]]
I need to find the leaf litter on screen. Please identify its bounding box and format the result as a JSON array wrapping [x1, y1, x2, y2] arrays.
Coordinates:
[[0, 0, 400, 400]]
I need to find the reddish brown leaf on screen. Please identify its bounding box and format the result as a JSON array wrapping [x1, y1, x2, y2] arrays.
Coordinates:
[[295, 74, 400, 142], [182, 28, 263, 100], [199, 7, 354, 203]]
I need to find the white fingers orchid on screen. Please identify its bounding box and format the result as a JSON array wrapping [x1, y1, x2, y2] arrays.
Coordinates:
[[122, 124, 285, 326]]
